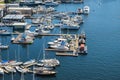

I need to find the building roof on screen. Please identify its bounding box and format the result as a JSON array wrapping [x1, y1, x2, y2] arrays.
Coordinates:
[[8, 7, 32, 10]]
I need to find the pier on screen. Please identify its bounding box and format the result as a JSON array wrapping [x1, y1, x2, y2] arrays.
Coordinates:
[[56, 52, 78, 57]]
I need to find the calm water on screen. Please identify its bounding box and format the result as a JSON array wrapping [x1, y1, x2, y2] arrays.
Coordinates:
[[1, 0, 120, 80]]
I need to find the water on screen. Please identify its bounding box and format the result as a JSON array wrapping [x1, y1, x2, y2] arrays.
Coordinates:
[[1, 0, 120, 80]]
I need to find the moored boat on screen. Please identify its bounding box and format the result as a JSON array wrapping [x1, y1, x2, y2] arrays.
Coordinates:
[[0, 43, 9, 49], [77, 31, 87, 54], [0, 67, 4, 74], [34, 70, 56, 76], [83, 6, 90, 15], [23, 59, 36, 65], [0, 29, 11, 36]]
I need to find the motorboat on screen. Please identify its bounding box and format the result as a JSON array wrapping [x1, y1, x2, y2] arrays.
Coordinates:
[[0, 29, 11, 36], [0, 43, 9, 49], [73, 0, 84, 3], [34, 70, 56, 76], [0, 67, 4, 74], [45, 0, 59, 6], [32, 18, 40, 24], [11, 36, 15, 42], [77, 8, 83, 14], [61, 23, 80, 30], [44, 25, 54, 30], [74, 15, 84, 24], [83, 6, 90, 14]]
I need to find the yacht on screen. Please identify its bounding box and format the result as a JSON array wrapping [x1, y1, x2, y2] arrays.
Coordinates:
[[83, 6, 90, 14], [9, 60, 23, 66]]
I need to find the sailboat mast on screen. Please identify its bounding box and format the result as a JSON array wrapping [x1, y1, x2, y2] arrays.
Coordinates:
[[11, 72, 14, 80], [32, 65, 35, 80], [2, 73, 4, 80], [27, 45, 30, 60], [7, 49, 9, 60], [43, 36, 45, 60]]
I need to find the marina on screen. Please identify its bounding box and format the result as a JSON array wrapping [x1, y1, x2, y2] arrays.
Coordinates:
[[0, 0, 120, 80], [0, 0, 88, 79]]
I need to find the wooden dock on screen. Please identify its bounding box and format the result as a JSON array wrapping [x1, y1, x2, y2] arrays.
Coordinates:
[[35, 34, 62, 36], [35, 34, 77, 36], [45, 48, 73, 52], [56, 52, 78, 57]]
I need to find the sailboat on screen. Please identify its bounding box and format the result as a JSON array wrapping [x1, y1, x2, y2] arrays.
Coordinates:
[[4, 66, 16, 73], [34, 37, 58, 76], [40, 37, 60, 67]]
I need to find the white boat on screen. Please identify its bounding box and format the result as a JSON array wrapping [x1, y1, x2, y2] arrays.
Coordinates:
[[23, 59, 36, 65], [74, 15, 84, 24], [0, 67, 4, 74], [34, 67, 54, 71], [34, 70, 56, 76], [11, 36, 15, 42], [40, 58, 60, 66], [50, 44, 69, 50], [45, 0, 59, 6], [35, 27, 50, 36], [4, 66, 16, 73], [32, 18, 40, 24], [77, 8, 83, 14], [15, 66, 29, 73], [83, 6, 90, 14], [45, 25, 54, 30], [48, 37, 67, 45], [0, 43, 9, 49], [9, 60, 23, 66], [46, 7, 56, 12], [0, 29, 11, 36]]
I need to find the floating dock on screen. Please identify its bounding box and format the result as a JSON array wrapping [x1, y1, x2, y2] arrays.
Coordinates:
[[45, 48, 73, 52], [56, 52, 78, 57]]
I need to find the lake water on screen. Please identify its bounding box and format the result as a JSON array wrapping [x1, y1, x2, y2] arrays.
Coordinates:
[[1, 0, 120, 80]]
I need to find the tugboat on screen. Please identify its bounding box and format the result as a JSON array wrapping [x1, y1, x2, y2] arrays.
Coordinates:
[[77, 31, 87, 55]]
